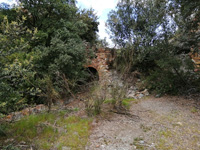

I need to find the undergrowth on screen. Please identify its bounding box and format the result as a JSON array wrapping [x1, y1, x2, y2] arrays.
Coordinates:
[[0, 111, 92, 150]]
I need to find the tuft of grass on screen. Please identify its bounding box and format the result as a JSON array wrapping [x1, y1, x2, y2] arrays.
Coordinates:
[[191, 107, 198, 113], [103, 99, 115, 104], [133, 137, 145, 150], [156, 139, 173, 150], [140, 124, 152, 132], [73, 107, 79, 112], [85, 98, 104, 116], [158, 129, 172, 138], [122, 98, 137, 109]]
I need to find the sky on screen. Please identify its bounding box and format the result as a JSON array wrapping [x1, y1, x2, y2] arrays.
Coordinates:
[[77, 0, 118, 46], [0, 0, 119, 47]]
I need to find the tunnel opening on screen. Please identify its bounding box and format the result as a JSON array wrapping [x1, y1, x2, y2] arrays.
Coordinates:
[[86, 67, 99, 82]]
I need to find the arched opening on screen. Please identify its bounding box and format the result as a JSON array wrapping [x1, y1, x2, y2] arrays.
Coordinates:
[[86, 67, 99, 82]]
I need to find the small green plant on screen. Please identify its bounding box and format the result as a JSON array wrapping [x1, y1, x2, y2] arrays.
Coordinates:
[[103, 99, 115, 104], [191, 107, 198, 113], [140, 124, 152, 132], [73, 107, 79, 112], [158, 129, 172, 138], [84, 82, 107, 116], [134, 137, 144, 142], [85, 97, 104, 116], [122, 98, 137, 109], [109, 82, 127, 111], [156, 139, 173, 150], [133, 137, 145, 150]]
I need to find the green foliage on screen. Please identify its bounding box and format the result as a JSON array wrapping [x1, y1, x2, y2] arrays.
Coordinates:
[[107, 0, 200, 95], [144, 53, 195, 94], [18, 0, 99, 46], [36, 22, 87, 78], [0, 16, 39, 114], [0, 0, 99, 114], [170, 0, 200, 52], [78, 8, 99, 45], [0, 2, 17, 24], [18, 0, 77, 46]]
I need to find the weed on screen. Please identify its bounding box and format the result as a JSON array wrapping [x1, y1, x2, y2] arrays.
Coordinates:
[[158, 129, 172, 138], [191, 107, 198, 113], [103, 99, 115, 105], [122, 98, 137, 109], [133, 137, 145, 150], [73, 107, 79, 112], [134, 137, 144, 142], [140, 124, 152, 132], [156, 139, 173, 150], [85, 83, 106, 116], [85, 98, 104, 116]]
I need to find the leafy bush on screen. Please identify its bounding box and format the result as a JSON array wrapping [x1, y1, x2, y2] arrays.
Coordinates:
[[144, 54, 197, 94], [0, 1, 99, 114], [107, 0, 200, 95]]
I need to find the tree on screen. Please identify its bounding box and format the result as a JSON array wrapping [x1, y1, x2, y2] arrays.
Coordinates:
[[107, 0, 197, 94], [18, 0, 99, 47], [169, 0, 200, 52], [107, 0, 175, 71], [0, 0, 99, 114], [78, 8, 99, 45], [18, 0, 78, 46], [0, 16, 39, 114], [35, 20, 88, 79], [0, 2, 17, 24]]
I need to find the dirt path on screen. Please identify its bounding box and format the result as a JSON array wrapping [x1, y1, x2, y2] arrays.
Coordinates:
[[86, 96, 200, 150]]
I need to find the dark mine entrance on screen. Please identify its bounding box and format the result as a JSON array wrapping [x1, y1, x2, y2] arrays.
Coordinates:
[[86, 67, 99, 82]]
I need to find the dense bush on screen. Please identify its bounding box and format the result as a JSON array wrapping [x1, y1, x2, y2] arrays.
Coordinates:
[[0, 1, 99, 114]]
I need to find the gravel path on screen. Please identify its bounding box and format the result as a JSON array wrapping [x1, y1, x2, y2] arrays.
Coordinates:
[[86, 96, 200, 150]]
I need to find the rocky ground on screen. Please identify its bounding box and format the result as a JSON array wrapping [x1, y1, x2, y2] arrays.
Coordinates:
[[86, 96, 200, 150]]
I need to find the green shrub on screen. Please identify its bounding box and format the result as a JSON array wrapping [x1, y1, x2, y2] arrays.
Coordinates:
[[144, 55, 198, 95]]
